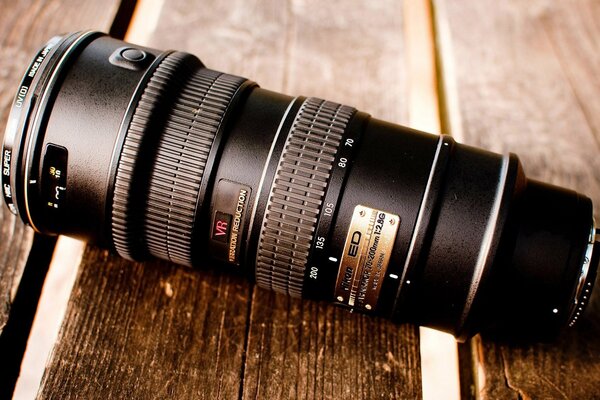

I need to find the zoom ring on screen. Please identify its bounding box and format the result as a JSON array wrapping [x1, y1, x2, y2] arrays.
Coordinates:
[[145, 70, 246, 265], [256, 98, 355, 297]]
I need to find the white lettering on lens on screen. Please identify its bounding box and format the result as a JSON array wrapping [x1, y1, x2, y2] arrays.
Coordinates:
[[323, 202, 334, 217], [228, 189, 248, 262], [28, 56, 44, 78], [315, 236, 325, 250], [3, 150, 11, 176], [41, 46, 51, 57], [3, 184, 12, 198], [15, 85, 29, 108]]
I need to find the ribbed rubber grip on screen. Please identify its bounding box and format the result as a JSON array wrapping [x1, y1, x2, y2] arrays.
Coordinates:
[[111, 52, 246, 264], [112, 53, 190, 261], [256, 98, 355, 296], [145, 70, 246, 265]]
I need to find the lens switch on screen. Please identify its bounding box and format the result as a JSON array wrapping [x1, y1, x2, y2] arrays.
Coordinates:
[[109, 47, 152, 71], [121, 48, 146, 62]]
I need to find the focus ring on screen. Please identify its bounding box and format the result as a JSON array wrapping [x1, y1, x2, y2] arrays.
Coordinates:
[[112, 52, 191, 260], [112, 51, 246, 263], [145, 70, 246, 265], [256, 98, 355, 296]]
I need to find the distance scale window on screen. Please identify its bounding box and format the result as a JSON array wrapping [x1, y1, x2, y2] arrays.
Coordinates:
[[42, 144, 68, 210]]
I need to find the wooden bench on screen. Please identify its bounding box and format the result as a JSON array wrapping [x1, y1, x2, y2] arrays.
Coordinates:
[[1, 0, 598, 398]]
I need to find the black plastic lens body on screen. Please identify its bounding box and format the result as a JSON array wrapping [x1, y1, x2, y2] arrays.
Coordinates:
[[3, 32, 598, 340]]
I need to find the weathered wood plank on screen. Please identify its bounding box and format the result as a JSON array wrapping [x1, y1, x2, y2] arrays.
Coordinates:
[[434, 0, 600, 398], [243, 290, 421, 399], [0, 235, 55, 398], [39, 0, 422, 398], [0, 0, 123, 396], [38, 247, 250, 399], [136, 0, 409, 122]]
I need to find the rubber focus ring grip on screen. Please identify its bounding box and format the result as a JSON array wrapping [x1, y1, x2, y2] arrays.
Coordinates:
[[111, 52, 246, 264]]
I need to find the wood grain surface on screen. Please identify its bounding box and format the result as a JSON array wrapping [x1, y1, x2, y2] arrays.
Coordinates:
[[434, 0, 600, 398], [37, 247, 251, 399], [0, 0, 122, 396], [38, 0, 422, 399]]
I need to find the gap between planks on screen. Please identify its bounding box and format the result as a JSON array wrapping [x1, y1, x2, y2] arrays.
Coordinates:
[[13, 237, 85, 400], [403, 1, 460, 400]]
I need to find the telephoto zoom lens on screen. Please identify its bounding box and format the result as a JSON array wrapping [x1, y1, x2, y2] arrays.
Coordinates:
[[3, 31, 599, 340]]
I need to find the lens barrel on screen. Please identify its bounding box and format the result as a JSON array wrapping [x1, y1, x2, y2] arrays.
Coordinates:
[[3, 31, 598, 340]]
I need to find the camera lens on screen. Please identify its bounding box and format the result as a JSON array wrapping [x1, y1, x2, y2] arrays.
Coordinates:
[[3, 31, 598, 340]]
